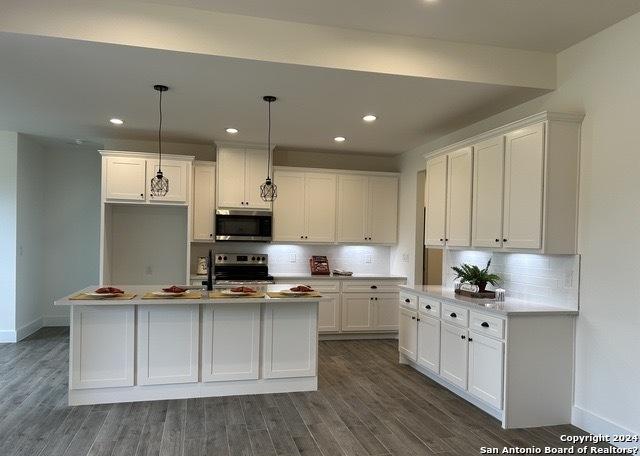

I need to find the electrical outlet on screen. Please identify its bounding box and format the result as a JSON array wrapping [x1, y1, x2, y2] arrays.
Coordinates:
[[564, 271, 573, 288], [364, 255, 373, 264], [289, 253, 297, 263], [402, 253, 410, 263]]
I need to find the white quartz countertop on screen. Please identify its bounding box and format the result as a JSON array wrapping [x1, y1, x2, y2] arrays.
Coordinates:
[[55, 285, 326, 306], [189, 273, 407, 281], [399, 285, 578, 316]]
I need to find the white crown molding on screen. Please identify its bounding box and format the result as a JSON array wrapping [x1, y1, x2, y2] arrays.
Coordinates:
[[215, 141, 276, 151], [273, 165, 399, 177], [424, 111, 585, 159], [99, 150, 195, 161]]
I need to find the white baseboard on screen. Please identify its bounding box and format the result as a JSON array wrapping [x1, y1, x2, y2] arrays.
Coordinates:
[[0, 330, 17, 343], [43, 314, 70, 326], [320, 332, 398, 341], [572, 405, 639, 449], [16, 317, 43, 341]]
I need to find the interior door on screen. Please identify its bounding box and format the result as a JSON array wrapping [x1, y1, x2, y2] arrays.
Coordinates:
[[148, 159, 189, 203], [217, 148, 246, 208], [472, 136, 505, 248], [244, 148, 271, 210], [417, 314, 440, 374], [304, 173, 336, 242], [341, 294, 374, 332], [468, 331, 504, 409], [503, 123, 545, 249], [424, 155, 447, 246], [272, 170, 306, 241], [337, 175, 368, 242], [440, 322, 468, 389], [445, 147, 472, 246], [104, 156, 146, 202], [367, 176, 399, 244], [192, 164, 216, 241], [398, 307, 418, 360]]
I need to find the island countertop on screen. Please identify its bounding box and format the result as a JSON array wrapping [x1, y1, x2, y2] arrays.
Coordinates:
[[55, 284, 326, 306], [400, 285, 578, 316]]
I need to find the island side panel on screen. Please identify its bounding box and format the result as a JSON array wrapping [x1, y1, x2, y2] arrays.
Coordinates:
[[70, 305, 135, 389]]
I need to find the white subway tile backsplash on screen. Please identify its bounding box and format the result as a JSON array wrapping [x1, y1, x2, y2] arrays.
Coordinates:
[[444, 250, 579, 310]]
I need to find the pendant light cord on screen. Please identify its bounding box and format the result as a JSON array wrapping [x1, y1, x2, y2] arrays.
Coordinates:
[[267, 99, 272, 180], [158, 88, 163, 172]]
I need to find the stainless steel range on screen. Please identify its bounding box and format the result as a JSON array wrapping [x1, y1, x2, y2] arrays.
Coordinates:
[[213, 253, 274, 285]]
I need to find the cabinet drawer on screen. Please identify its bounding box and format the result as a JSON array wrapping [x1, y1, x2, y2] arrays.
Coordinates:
[[399, 292, 418, 310], [469, 311, 505, 340], [342, 281, 401, 293], [441, 303, 468, 327], [419, 297, 440, 318]]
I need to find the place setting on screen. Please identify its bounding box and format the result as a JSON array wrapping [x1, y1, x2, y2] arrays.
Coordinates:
[[69, 286, 137, 300], [142, 285, 201, 299], [267, 284, 322, 299]]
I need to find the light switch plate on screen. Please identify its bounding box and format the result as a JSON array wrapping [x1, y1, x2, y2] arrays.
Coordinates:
[[289, 253, 297, 263], [364, 255, 373, 264]]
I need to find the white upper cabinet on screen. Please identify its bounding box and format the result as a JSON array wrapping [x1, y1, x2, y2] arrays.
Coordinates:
[[104, 156, 147, 202], [445, 147, 473, 247], [337, 174, 398, 244], [192, 163, 216, 241], [101, 152, 192, 206], [502, 123, 545, 249], [273, 170, 336, 243], [217, 146, 272, 210], [427, 112, 582, 254], [273, 171, 306, 242], [472, 136, 505, 248], [148, 159, 189, 203], [368, 176, 399, 244], [337, 175, 368, 242], [424, 155, 447, 247]]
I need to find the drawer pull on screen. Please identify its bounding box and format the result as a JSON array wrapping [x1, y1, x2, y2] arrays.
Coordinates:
[[481, 322, 490, 328], [411, 316, 416, 320], [460, 335, 466, 340], [405, 298, 411, 303], [425, 305, 431, 310], [450, 312, 457, 318], [370, 285, 378, 290]]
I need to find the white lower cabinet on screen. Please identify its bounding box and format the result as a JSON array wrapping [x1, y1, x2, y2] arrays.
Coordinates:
[[341, 294, 374, 331], [398, 307, 418, 360], [440, 322, 469, 389], [374, 294, 399, 330], [202, 303, 260, 382], [468, 331, 504, 409], [263, 302, 318, 378], [137, 305, 199, 385], [417, 315, 440, 374], [71, 305, 135, 389], [318, 293, 341, 333]]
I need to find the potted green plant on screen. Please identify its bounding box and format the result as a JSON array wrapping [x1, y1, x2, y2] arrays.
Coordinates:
[[451, 259, 501, 292]]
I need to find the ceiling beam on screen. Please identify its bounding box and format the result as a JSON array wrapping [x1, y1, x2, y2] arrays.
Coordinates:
[[0, 0, 556, 90]]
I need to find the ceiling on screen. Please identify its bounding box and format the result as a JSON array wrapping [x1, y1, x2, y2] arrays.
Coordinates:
[[141, 0, 640, 52], [0, 33, 546, 155]]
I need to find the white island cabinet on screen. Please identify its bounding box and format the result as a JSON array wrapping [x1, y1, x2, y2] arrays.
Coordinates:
[[57, 285, 320, 406], [398, 285, 577, 429]]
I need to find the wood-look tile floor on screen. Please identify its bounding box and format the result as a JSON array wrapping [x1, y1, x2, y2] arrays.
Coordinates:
[[0, 327, 603, 456]]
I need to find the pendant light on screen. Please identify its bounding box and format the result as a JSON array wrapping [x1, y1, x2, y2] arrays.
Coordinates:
[[150, 84, 169, 197], [260, 95, 277, 202]]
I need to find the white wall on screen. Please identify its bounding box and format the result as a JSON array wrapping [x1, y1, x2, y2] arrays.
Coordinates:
[[41, 142, 101, 325], [0, 132, 18, 342], [392, 11, 640, 438], [15, 135, 46, 338]]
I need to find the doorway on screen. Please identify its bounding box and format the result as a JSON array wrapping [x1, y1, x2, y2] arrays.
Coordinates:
[[416, 169, 442, 286]]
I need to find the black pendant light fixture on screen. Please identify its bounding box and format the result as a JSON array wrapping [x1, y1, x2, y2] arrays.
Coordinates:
[[150, 84, 170, 197], [260, 95, 278, 202]]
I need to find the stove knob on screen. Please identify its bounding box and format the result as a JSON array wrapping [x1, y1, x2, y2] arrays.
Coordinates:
[[251, 256, 256, 261], [217, 256, 222, 261], [262, 256, 266, 261], [223, 256, 227, 260]]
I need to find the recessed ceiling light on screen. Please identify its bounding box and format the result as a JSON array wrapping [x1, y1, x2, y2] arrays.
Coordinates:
[[74, 139, 84, 145], [363, 114, 377, 122], [109, 118, 124, 125], [334, 136, 346, 142], [225, 127, 239, 134]]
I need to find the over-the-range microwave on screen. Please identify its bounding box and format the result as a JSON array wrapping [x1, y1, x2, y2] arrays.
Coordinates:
[[215, 210, 272, 242]]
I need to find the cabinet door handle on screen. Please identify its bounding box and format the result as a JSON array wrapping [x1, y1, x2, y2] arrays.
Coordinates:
[[300, 235, 304, 239], [503, 238, 508, 242], [445, 238, 449, 242], [209, 234, 213, 237], [460, 335, 466, 340], [495, 238, 500, 243], [417, 318, 421, 322], [450, 312, 457, 318], [304, 236, 308, 239], [411, 316, 416, 320], [370, 285, 378, 290], [439, 238, 443, 242], [140, 193, 144, 197], [468, 337, 473, 342], [425, 305, 431, 310], [481, 322, 489, 328]]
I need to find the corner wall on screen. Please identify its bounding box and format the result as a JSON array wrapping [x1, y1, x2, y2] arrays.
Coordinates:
[[392, 10, 640, 440]]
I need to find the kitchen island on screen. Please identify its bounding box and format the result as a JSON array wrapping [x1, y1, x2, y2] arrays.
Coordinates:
[[55, 285, 321, 406]]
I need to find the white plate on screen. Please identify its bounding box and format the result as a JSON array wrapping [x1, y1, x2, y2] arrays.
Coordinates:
[[221, 289, 257, 296], [152, 291, 186, 297], [280, 289, 315, 296], [86, 292, 121, 298]]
